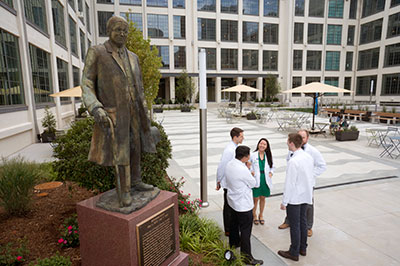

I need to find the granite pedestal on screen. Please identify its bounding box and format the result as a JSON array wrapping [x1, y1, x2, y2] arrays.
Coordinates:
[[77, 190, 188, 266]]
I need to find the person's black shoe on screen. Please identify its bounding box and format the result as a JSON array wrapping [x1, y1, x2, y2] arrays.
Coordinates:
[[246, 258, 264, 265], [277, 250, 299, 261], [300, 250, 306, 256]]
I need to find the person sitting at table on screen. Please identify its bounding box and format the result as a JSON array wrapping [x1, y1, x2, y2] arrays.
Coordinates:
[[329, 113, 340, 134]]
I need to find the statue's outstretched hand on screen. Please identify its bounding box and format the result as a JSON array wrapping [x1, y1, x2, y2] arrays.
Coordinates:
[[93, 108, 110, 128]]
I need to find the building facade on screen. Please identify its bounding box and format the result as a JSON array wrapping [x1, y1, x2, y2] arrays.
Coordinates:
[[1, 0, 400, 156]]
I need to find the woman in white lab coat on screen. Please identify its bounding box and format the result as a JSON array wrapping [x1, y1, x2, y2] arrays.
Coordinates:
[[250, 138, 274, 225]]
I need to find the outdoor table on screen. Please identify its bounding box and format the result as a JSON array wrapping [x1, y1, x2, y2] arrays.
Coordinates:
[[375, 128, 390, 147], [389, 136, 400, 159], [365, 128, 380, 146], [311, 122, 330, 137]]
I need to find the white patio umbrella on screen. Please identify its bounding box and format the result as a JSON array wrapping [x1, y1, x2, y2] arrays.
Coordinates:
[[283, 82, 352, 131], [49, 86, 82, 97], [221, 84, 262, 113]]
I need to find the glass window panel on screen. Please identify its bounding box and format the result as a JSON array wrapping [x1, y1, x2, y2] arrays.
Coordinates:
[[173, 0, 185, 8], [199, 48, 216, 70], [293, 50, 303, 70], [69, 16, 77, 56], [358, 48, 380, 70], [125, 13, 143, 31], [86, 3, 91, 34], [148, 14, 169, 38], [243, 49, 259, 70], [197, 0, 216, 12], [29, 44, 53, 103], [325, 51, 340, 71], [98, 11, 113, 37], [157, 46, 169, 68], [78, 0, 83, 11], [0, 0, 13, 8], [295, 0, 304, 16], [309, 0, 324, 17], [147, 0, 167, 7], [349, 0, 357, 19], [392, 0, 400, 7], [174, 16, 185, 39], [356, 75, 377, 95], [327, 25, 342, 45], [328, 0, 343, 18], [80, 30, 85, 60], [292, 77, 302, 89], [384, 43, 400, 67], [345, 51, 353, 71], [243, 22, 258, 43], [56, 58, 69, 102], [347, 25, 355, 45], [294, 23, 303, 44], [263, 23, 278, 44], [243, 0, 259, 15], [306, 50, 322, 70], [308, 24, 323, 44], [73, 66, 80, 87], [344, 77, 351, 90], [68, 0, 75, 10], [174, 46, 186, 68], [221, 0, 237, 13], [221, 20, 238, 42], [324, 77, 339, 96], [360, 19, 382, 44], [120, 0, 142, 5], [381, 73, 400, 95], [263, 50, 278, 70], [198, 18, 216, 41], [264, 0, 279, 17], [387, 12, 400, 39], [97, 0, 114, 3], [362, 0, 385, 18], [24, 0, 48, 34], [221, 49, 238, 70], [52, 0, 66, 47], [306, 77, 320, 83]]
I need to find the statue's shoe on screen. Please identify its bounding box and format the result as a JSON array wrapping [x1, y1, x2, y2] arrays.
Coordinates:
[[133, 182, 154, 191], [121, 192, 133, 207]]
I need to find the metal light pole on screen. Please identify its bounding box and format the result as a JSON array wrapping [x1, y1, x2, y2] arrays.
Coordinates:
[[369, 79, 374, 105], [199, 49, 209, 207]]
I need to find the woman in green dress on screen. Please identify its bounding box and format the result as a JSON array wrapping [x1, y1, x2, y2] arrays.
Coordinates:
[[250, 138, 274, 225]]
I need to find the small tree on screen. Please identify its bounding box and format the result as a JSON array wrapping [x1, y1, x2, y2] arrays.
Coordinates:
[[264, 75, 280, 102], [125, 16, 162, 114], [42, 106, 56, 134], [175, 70, 194, 104]]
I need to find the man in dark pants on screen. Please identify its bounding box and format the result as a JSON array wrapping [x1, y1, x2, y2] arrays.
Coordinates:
[[225, 146, 263, 265], [216, 127, 244, 236], [278, 133, 314, 262]]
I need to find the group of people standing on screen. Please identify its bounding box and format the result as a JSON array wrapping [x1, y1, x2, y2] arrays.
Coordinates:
[[217, 127, 326, 264]]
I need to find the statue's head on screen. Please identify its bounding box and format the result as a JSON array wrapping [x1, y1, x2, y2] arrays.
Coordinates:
[[106, 16, 129, 47]]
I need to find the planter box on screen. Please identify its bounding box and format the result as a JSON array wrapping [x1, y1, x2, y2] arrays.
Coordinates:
[[153, 108, 163, 113], [246, 113, 258, 120], [335, 131, 359, 141], [41, 132, 56, 143]]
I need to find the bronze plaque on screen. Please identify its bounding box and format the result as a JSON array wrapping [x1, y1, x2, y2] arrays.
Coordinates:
[[136, 204, 176, 266]]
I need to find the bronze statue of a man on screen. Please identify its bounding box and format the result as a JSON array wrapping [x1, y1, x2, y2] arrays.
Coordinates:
[[81, 16, 158, 208]]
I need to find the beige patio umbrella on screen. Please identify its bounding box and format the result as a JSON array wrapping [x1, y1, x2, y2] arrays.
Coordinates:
[[49, 86, 82, 97], [283, 82, 352, 130], [221, 84, 262, 113]]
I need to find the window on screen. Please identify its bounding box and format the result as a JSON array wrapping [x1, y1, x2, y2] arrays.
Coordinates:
[[325, 77, 339, 96], [384, 43, 400, 67], [243, 0, 259, 15], [198, 0, 215, 12], [69, 16, 77, 56], [198, 18, 216, 41], [345, 52, 353, 71], [157, 46, 169, 68], [174, 46, 186, 68], [295, 0, 304, 16], [306, 51, 322, 70], [264, 0, 278, 17], [0, 0, 13, 8], [80, 30, 85, 60], [306, 77, 320, 83], [347, 25, 355, 45], [24, 0, 48, 34], [349, 0, 357, 19], [309, 0, 324, 17], [243, 22, 258, 43], [73, 66, 80, 87], [68, 0, 75, 10], [124, 13, 143, 31], [242, 50, 258, 70], [0, 29, 24, 106], [147, 0, 167, 7], [221, 0, 237, 13], [358, 48, 380, 70], [344, 77, 352, 91], [221, 49, 238, 70], [360, 19, 382, 44], [29, 44, 52, 103], [97, 0, 113, 3], [86, 3, 91, 34], [356, 75, 376, 95], [308, 24, 323, 44], [382, 73, 400, 95], [392, 0, 400, 7], [263, 50, 278, 71], [294, 23, 303, 43], [263, 23, 278, 44], [174, 16, 185, 39], [362, 0, 385, 18], [292, 77, 302, 89], [120, 0, 141, 5], [148, 14, 168, 38], [78, 0, 83, 11], [199, 48, 216, 69], [98, 11, 113, 37], [387, 12, 400, 39], [328, 0, 343, 18], [56, 58, 69, 101], [173, 0, 185, 8], [327, 25, 342, 45], [293, 50, 303, 70], [221, 20, 238, 42], [325, 51, 340, 71], [52, 0, 66, 47]]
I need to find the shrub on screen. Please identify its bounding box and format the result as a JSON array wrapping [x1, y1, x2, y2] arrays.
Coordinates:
[[58, 215, 79, 248], [0, 157, 40, 216], [166, 177, 202, 214], [29, 253, 71, 266], [41, 106, 56, 134], [0, 239, 28, 265], [52, 118, 172, 192]]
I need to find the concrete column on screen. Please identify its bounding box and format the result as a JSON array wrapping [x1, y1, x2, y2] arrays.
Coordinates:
[[257, 77, 263, 100], [170, 77, 175, 103], [216, 76, 221, 103], [193, 77, 199, 103]]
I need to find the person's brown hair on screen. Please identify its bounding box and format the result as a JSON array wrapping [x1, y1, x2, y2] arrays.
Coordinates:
[[288, 133, 303, 148], [297, 129, 309, 138], [230, 127, 243, 139]]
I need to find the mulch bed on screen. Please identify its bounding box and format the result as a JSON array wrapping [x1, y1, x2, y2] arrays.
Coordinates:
[[0, 182, 95, 265]]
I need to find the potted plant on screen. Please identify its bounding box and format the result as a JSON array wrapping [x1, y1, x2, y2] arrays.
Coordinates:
[[335, 125, 359, 141], [175, 70, 194, 112], [41, 106, 57, 143], [77, 104, 87, 117], [246, 110, 259, 120], [153, 98, 164, 113]]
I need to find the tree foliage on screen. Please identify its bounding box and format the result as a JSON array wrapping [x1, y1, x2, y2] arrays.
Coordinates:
[[264, 75, 281, 101], [125, 17, 162, 111], [175, 70, 195, 104]]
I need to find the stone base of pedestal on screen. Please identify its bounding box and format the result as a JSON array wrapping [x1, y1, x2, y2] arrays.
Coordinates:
[[77, 190, 188, 266]]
